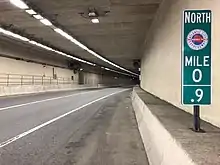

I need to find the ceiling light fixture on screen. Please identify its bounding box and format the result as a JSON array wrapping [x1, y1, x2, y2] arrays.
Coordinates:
[[9, 0, 28, 9], [102, 67, 135, 77], [104, 68, 110, 71], [54, 28, 73, 40], [91, 18, 99, 24], [0, 27, 133, 76], [40, 19, 52, 26], [7, 1, 139, 77], [0, 27, 96, 67], [71, 39, 88, 50], [33, 14, 44, 20], [25, 9, 37, 15], [0, 27, 29, 41], [88, 11, 100, 24], [54, 29, 89, 50]]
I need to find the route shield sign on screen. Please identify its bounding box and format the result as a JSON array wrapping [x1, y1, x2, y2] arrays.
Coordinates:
[[182, 10, 212, 105]]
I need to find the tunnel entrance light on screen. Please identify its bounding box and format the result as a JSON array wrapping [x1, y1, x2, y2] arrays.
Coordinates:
[[25, 9, 37, 15], [10, 0, 28, 9], [40, 19, 52, 26]]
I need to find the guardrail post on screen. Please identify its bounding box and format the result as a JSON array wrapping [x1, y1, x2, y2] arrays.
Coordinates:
[[21, 75, 23, 86], [42, 76, 44, 85], [32, 76, 34, 85], [6, 74, 9, 86], [50, 77, 52, 84]]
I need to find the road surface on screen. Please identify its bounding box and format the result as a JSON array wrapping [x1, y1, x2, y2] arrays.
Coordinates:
[[0, 88, 148, 165]]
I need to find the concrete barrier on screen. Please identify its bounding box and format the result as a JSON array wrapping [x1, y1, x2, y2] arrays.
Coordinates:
[[0, 84, 101, 97], [131, 88, 195, 165]]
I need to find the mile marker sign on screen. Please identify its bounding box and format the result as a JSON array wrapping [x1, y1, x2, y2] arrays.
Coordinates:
[[182, 10, 212, 105]]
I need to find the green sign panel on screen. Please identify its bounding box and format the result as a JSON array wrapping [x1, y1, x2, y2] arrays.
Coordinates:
[[182, 10, 212, 105]]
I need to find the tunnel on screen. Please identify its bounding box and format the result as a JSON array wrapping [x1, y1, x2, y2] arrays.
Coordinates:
[[0, 0, 219, 165]]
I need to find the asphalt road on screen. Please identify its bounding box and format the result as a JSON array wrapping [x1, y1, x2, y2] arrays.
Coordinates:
[[0, 88, 149, 165]]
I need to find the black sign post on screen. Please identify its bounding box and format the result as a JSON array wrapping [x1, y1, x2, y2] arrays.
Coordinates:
[[193, 105, 200, 132]]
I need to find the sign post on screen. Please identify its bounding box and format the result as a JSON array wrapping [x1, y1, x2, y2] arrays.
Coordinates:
[[182, 10, 212, 132], [193, 105, 200, 131]]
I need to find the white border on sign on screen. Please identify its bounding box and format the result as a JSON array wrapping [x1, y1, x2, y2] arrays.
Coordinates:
[[181, 10, 184, 105], [181, 9, 212, 106]]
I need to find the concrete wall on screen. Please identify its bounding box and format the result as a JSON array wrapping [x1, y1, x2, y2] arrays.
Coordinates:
[[141, 0, 220, 127], [0, 56, 77, 79], [0, 56, 88, 96], [0, 35, 69, 68], [0, 55, 132, 96], [82, 72, 100, 86], [0, 34, 133, 96], [131, 88, 195, 165]]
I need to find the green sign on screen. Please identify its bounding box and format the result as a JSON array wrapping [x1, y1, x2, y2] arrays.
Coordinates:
[[182, 10, 212, 105]]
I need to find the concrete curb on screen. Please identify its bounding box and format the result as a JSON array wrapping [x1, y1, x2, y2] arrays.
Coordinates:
[[131, 88, 196, 165]]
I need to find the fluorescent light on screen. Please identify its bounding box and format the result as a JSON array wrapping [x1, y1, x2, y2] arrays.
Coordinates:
[[6, 0, 138, 77], [29, 40, 37, 45], [40, 19, 52, 26], [91, 18, 99, 24], [10, 0, 28, 9], [29, 40, 95, 66], [12, 1, 138, 76], [57, 51, 67, 56], [70, 39, 88, 50], [0, 27, 97, 67], [33, 14, 44, 20], [102, 67, 132, 76], [25, 9, 37, 15], [29, 40, 52, 50], [87, 62, 96, 66], [87, 48, 138, 76], [54, 28, 63, 34], [0, 28, 29, 42], [54, 28, 73, 40]]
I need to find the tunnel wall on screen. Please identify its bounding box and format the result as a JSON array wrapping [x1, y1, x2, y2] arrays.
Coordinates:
[[0, 55, 132, 96], [0, 37, 132, 96], [141, 0, 220, 127], [0, 56, 77, 79]]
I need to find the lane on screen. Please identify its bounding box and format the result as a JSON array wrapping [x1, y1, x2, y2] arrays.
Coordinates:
[[0, 88, 101, 109], [0, 89, 148, 165], [0, 88, 127, 143]]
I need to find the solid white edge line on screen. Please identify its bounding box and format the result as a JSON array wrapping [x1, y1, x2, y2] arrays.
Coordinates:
[[0, 90, 98, 112], [0, 89, 129, 148]]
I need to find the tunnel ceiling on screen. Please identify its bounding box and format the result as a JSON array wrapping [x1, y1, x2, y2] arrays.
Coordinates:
[[0, 0, 161, 73]]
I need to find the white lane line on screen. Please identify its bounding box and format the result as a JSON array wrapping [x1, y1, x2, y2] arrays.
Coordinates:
[[0, 89, 129, 148], [0, 90, 99, 112]]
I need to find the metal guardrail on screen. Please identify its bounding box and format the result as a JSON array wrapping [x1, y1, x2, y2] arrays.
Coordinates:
[[0, 73, 77, 86]]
